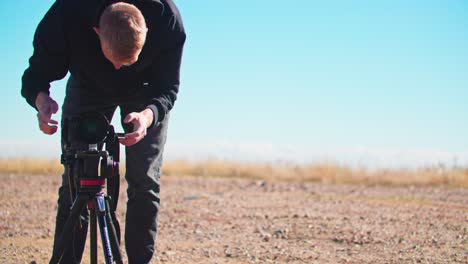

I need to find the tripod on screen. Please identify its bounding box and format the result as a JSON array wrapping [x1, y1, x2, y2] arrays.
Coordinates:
[[49, 113, 124, 264]]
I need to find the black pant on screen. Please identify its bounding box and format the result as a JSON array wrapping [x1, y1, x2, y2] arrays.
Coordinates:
[[53, 76, 169, 264]]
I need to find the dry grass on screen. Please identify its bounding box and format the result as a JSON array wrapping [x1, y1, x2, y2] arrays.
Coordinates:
[[163, 160, 468, 188], [1, 158, 466, 188], [0, 158, 63, 175]]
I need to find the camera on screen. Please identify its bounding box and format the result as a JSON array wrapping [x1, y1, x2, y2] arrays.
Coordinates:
[[63, 112, 112, 146]]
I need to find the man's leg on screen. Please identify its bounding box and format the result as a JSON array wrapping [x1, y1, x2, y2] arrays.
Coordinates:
[[121, 104, 169, 264]]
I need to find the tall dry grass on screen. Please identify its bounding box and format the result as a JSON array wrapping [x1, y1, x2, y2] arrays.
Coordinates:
[[162, 160, 468, 188], [0, 158, 466, 188], [0, 158, 63, 175]]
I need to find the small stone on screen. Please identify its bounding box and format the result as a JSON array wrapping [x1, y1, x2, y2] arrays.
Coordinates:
[[274, 229, 289, 239], [162, 250, 176, 256], [225, 248, 239, 258], [203, 250, 211, 258], [262, 232, 272, 242]]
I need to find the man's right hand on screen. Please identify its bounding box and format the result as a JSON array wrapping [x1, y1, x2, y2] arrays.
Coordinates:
[[35, 91, 59, 135]]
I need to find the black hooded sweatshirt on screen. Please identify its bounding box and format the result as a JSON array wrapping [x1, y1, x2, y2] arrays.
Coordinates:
[[21, 0, 186, 124]]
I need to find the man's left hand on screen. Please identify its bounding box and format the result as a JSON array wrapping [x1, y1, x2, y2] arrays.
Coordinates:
[[119, 108, 154, 146]]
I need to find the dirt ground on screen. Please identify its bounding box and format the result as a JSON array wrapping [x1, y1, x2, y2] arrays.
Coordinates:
[[0, 173, 467, 264]]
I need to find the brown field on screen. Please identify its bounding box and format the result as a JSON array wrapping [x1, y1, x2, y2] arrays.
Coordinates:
[[0, 159, 467, 263]]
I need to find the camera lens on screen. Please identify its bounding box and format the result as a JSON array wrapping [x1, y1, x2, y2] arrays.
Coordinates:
[[78, 113, 109, 144], [84, 120, 99, 135]]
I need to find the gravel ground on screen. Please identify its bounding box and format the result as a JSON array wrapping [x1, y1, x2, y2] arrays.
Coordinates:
[[0, 173, 467, 263]]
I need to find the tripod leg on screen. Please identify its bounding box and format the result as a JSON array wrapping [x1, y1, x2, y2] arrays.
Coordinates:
[[49, 194, 88, 264], [94, 194, 114, 264], [105, 197, 123, 264], [90, 209, 97, 264]]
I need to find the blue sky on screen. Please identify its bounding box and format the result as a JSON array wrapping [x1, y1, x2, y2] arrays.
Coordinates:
[[1, 0, 467, 168]]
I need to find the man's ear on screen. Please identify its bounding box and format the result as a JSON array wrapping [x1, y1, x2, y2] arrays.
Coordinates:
[[93, 27, 100, 35]]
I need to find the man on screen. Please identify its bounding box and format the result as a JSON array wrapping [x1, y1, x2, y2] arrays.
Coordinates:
[[21, 0, 186, 263]]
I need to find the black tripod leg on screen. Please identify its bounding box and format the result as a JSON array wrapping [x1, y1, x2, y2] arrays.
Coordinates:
[[49, 195, 88, 264], [105, 197, 123, 264]]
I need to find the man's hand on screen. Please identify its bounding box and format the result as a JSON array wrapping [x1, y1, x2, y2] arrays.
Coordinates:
[[119, 108, 154, 146], [35, 91, 59, 135]]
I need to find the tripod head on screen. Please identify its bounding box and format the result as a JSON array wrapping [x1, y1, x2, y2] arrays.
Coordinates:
[[61, 112, 121, 209]]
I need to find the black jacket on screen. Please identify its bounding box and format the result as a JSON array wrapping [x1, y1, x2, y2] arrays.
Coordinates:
[[22, 0, 186, 123]]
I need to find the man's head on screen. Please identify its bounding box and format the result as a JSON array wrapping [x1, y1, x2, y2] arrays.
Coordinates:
[[94, 2, 148, 69]]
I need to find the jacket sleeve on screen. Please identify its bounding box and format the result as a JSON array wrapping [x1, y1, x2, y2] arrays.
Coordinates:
[[145, 18, 186, 127], [21, 0, 69, 109]]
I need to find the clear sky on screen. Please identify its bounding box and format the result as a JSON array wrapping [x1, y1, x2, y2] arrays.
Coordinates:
[[1, 0, 467, 168]]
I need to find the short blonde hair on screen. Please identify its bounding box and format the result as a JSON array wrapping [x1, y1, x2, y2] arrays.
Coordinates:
[[99, 2, 147, 61]]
